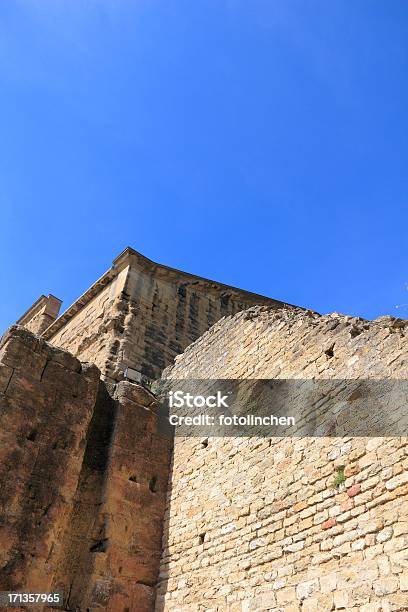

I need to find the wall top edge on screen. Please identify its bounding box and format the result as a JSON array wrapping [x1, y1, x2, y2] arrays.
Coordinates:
[[42, 246, 297, 340], [115, 247, 296, 305], [16, 294, 63, 327]]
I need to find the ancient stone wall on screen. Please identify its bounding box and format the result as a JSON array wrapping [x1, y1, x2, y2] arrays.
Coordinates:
[[15, 295, 62, 337], [0, 326, 100, 597], [157, 308, 408, 611], [0, 327, 171, 612], [53, 381, 172, 612], [44, 266, 129, 382], [42, 248, 287, 383], [9, 248, 408, 611], [115, 263, 283, 381]]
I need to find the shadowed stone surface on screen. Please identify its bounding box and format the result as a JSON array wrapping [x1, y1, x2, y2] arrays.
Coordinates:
[[0, 327, 171, 612], [0, 326, 100, 597]]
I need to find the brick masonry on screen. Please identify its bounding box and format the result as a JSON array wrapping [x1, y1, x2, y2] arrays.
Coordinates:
[[157, 307, 408, 611]]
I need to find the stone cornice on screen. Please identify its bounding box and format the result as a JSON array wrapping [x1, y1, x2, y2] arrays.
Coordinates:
[[42, 246, 293, 340], [114, 247, 289, 303]]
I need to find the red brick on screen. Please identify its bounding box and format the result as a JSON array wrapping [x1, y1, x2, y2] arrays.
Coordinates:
[[347, 484, 361, 498], [322, 518, 336, 530]]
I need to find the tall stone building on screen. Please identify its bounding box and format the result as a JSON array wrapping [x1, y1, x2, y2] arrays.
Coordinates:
[[16, 247, 291, 381], [0, 247, 407, 611]]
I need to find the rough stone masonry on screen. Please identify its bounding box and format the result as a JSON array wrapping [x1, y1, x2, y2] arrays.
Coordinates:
[[2, 248, 408, 611], [37, 247, 290, 383], [0, 326, 172, 611], [157, 307, 408, 611]]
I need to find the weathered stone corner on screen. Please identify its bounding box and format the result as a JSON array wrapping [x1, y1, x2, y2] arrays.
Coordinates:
[[0, 327, 172, 612]]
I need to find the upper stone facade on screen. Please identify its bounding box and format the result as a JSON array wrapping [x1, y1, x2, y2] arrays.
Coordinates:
[[15, 294, 62, 336], [15, 247, 294, 382]]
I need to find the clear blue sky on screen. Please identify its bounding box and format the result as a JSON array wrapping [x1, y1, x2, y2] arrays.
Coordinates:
[[1, 1, 407, 332]]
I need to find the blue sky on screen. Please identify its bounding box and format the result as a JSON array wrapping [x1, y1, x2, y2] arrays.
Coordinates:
[[1, 0, 407, 331]]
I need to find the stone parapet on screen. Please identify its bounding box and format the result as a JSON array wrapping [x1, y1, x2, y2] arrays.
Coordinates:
[[15, 294, 62, 336]]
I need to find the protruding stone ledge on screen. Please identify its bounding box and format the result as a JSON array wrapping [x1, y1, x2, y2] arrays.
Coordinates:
[[15, 293, 62, 336]]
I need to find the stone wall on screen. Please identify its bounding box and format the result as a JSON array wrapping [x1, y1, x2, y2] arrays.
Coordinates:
[[0, 326, 100, 597], [0, 327, 172, 612], [8, 249, 408, 611], [53, 381, 172, 612], [157, 307, 408, 611], [44, 266, 129, 382], [15, 295, 62, 336], [43, 248, 288, 383], [115, 262, 284, 381]]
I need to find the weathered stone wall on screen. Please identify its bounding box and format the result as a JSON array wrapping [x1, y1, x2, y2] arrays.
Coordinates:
[[15, 295, 62, 337], [52, 381, 172, 612], [0, 327, 172, 612], [157, 308, 408, 611], [45, 267, 129, 382], [43, 249, 288, 383], [0, 326, 100, 597], [9, 248, 408, 611], [115, 264, 284, 381]]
